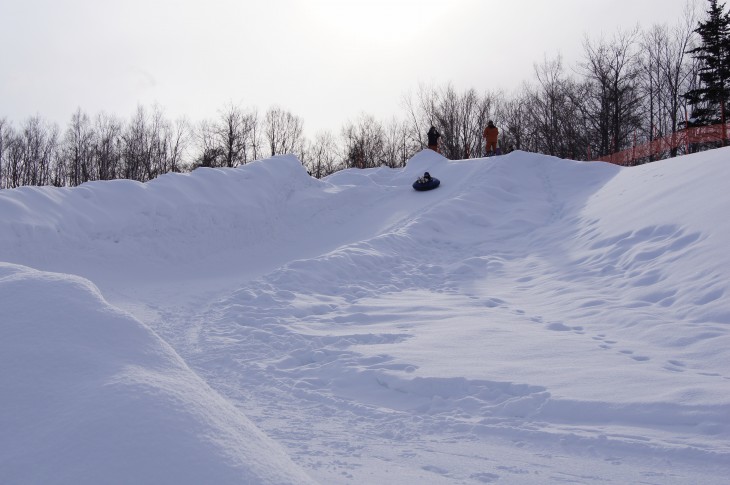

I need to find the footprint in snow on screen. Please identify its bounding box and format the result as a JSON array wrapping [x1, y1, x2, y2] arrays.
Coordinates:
[[663, 361, 686, 373], [422, 465, 450, 476], [619, 349, 650, 361], [471, 472, 501, 483], [546, 322, 583, 332]]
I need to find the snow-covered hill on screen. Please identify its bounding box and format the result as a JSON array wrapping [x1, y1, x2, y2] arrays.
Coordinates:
[[1, 149, 729, 484]]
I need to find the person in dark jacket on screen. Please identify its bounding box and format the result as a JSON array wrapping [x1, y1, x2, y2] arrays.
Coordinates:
[[427, 126, 441, 152]]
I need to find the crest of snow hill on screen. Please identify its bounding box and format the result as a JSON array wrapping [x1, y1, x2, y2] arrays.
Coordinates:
[[1, 148, 729, 483]]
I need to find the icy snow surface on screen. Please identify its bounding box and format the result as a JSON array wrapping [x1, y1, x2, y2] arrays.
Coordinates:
[[1, 149, 729, 484]]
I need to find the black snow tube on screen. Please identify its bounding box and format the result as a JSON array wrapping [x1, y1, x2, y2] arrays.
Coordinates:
[[412, 177, 441, 191]]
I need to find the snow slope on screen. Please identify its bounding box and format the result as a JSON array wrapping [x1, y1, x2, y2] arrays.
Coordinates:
[[1, 150, 729, 484], [0, 263, 316, 485]]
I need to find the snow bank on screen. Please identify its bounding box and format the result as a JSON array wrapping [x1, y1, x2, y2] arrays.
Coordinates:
[[0, 263, 315, 485], [0, 155, 322, 283]]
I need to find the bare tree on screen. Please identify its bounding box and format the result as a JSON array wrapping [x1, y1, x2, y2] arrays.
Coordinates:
[[3, 124, 23, 188], [341, 113, 385, 169], [264, 106, 304, 157], [402, 84, 439, 151], [193, 104, 258, 169], [147, 105, 168, 180], [382, 117, 417, 168], [305, 131, 342, 178], [217, 104, 257, 167], [0, 118, 9, 189], [94, 112, 123, 180], [496, 89, 530, 152], [641, 24, 668, 157], [63, 108, 95, 186], [526, 55, 586, 158], [195, 119, 222, 168], [122, 106, 150, 181], [433, 84, 461, 158], [17, 116, 59, 186], [664, 2, 700, 153], [454, 88, 490, 159], [165, 117, 190, 173], [578, 27, 644, 157]]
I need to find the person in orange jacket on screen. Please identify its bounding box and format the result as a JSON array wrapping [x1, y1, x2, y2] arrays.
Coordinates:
[[483, 120, 499, 156]]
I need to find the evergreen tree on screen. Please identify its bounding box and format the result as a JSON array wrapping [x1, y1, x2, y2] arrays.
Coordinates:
[[684, 0, 730, 127]]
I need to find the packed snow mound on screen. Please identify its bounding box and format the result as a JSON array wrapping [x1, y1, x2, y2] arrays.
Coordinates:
[[0, 154, 323, 280], [0, 263, 316, 485]]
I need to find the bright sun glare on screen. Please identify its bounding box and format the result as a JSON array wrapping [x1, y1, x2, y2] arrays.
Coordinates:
[[310, 0, 435, 44]]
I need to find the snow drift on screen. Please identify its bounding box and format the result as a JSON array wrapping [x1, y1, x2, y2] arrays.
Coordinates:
[[0, 263, 315, 485]]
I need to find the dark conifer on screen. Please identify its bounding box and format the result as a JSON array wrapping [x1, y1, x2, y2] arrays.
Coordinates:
[[684, 0, 730, 127]]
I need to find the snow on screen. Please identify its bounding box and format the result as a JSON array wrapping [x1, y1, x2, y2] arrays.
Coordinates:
[[1, 149, 729, 484]]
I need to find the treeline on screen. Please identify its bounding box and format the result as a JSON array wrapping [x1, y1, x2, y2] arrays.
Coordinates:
[[1, 1, 727, 189]]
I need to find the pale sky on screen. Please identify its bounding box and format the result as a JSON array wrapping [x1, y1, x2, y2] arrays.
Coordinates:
[[1, 0, 699, 137]]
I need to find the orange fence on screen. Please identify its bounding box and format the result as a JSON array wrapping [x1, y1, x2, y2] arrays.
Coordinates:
[[594, 123, 728, 166]]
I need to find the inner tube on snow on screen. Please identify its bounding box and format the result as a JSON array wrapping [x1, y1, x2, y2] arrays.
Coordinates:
[[412, 177, 440, 191]]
